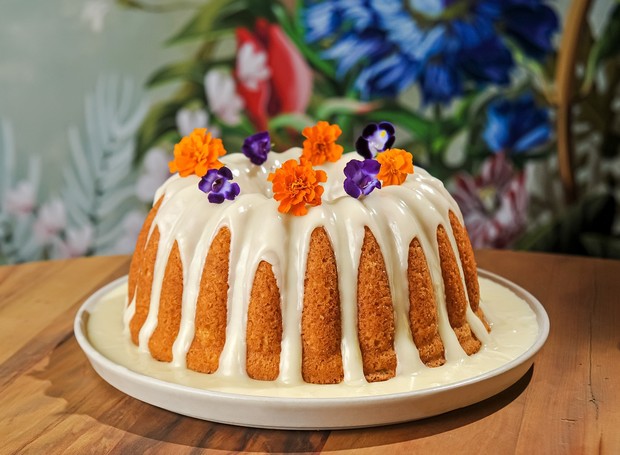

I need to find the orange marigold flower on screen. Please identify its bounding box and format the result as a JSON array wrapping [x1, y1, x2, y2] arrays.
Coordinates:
[[168, 128, 226, 177], [301, 121, 344, 165], [268, 159, 327, 216], [376, 148, 414, 186]]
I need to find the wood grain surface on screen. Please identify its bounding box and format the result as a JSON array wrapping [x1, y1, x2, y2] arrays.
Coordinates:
[[0, 251, 618, 454]]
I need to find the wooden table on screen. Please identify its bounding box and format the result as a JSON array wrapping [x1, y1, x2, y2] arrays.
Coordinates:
[[1, 251, 618, 454]]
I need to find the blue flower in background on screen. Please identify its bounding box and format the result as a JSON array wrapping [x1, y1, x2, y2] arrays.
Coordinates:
[[302, 0, 558, 103], [483, 93, 552, 154]]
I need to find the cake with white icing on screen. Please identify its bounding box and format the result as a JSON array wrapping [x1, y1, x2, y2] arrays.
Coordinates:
[[124, 122, 490, 385]]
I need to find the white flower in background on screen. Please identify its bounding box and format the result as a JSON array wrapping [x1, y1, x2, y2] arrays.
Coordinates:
[[113, 210, 146, 254], [81, 0, 111, 33], [57, 224, 94, 258], [175, 108, 220, 138], [236, 43, 271, 91], [33, 198, 66, 244], [205, 70, 244, 126], [136, 147, 171, 203], [4, 180, 36, 216]]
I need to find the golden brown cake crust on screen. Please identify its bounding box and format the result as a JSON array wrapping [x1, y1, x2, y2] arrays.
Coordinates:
[[408, 237, 446, 367], [186, 227, 231, 374], [302, 227, 344, 384], [246, 261, 282, 381], [130, 226, 160, 345], [357, 227, 397, 382], [437, 225, 481, 355], [148, 240, 184, 362], [448, 211, 490, 332], [127, 196, 163, 305]]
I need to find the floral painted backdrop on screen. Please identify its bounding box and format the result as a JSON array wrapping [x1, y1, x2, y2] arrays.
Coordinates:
[[1, 0, 620, 264]]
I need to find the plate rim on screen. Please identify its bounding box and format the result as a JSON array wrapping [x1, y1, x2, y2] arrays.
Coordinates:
[[73, 269, 549, 427]]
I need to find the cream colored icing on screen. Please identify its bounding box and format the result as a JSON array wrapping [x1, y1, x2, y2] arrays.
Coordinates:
[[124, 148, 493, 385], [94, 277, 538, 398]]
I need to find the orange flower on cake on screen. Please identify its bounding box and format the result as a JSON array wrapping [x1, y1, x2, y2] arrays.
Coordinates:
[[376, 148, 414, 186], [168, 128, 226, 177], [268, 159, 327, 216], [301, 121, 344, 165]]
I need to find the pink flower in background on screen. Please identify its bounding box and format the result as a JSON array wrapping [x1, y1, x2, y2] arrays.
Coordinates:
[[113, 210, 146, 254], [4, 180, 36, 216], [452, 153, 528, 249], [57, 224, 94, 258], [136, 147, 171, 203], [235, 19, 313, 131], [204, 70, 244, 126], [33, 198, 66, 244], [175, 108, 209, 137]]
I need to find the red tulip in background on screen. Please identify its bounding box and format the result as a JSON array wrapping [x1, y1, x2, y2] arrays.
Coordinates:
[[235, 19, 312, 131]]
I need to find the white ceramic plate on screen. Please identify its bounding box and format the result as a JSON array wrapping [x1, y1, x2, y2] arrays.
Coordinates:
[[74, 270, 549, 429]]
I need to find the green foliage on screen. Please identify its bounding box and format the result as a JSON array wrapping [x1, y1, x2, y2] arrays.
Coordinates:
[[516, 193, 618, 257]]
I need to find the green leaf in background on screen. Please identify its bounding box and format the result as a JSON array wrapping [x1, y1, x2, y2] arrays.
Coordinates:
[[268, 113, 315, 131], [314, 99, 382, 120], [582, 3, 620, 95], [580, 232, 620, 259], [365, 108, 432, 142], [135, 99, 183, 163], [272, 2, 337, 81], [147, 59, 211, 87], [516, 192, 617, 256], [167, 0, 246, 45]]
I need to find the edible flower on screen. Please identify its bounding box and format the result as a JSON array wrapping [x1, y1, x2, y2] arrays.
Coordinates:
[[376, 148, 414, 186], [242, 131, 271, 165], [343, 159, 381, 199], [169, 128, 226, 177], [355, 122, 396, 159], [301, 120, 344, 165], [198, 167, 240, 203], [268, 159, 327, 216]]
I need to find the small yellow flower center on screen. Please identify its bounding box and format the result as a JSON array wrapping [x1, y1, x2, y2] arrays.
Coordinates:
[[479, 186, 498, 213]]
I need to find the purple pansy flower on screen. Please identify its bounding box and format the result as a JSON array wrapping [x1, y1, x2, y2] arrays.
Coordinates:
[[355, 122, 396, 159], [343, 159, 382, 198], [198, 167, 241, 203], [242, 131, 271, 165]]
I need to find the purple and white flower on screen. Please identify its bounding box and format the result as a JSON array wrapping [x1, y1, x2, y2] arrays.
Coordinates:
[[451, 153, 527, 249], [198, 167, 241, 203], [355, 122, 396, 159], [343, 159, 382, 198], [241, 131, 271, 165]]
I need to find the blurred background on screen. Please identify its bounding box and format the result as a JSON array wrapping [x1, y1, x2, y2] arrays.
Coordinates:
[[1, 0, 619, 263]]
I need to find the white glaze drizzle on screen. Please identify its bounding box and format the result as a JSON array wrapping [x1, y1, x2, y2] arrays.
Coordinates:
[[124, 148, 489, 385]]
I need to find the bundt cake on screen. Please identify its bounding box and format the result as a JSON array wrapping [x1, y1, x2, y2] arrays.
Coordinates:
[[124, 123, 491, 385]]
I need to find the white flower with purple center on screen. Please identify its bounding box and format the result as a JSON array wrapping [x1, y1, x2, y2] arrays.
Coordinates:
[[343, 159, 382, 198], [241, 131, 271, 165], [198, 167, 241, 204], [355, 122, 396, 158]]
